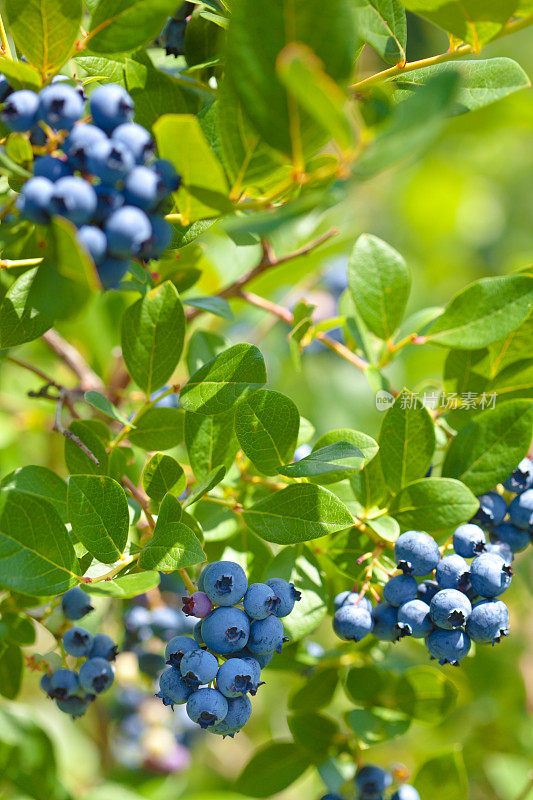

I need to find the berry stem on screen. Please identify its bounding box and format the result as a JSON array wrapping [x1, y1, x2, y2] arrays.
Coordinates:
[[179, 568, 196, 595], [0, 256, 44, 269]]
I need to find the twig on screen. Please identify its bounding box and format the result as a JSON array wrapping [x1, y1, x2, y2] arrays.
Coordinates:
[[42, 329, 105, 393], [53, 389, 100, 465], [5, 355, 61, 388]]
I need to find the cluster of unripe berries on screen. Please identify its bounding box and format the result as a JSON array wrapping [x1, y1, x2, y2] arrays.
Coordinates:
[[320, 764, 420, 800], [1, 79, 179, 289], [333, 458, 533, 665], [39, 586, 117, 718], [155, 561, 301, 737]]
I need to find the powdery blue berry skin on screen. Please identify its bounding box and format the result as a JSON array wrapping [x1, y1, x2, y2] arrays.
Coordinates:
[[475, 491, 508, 527], [97, 257, 129, 290], [391, 785, 421, 800], [426, 628, 471, 665], [435, 554, 470, 590], [230, 648, 273, 669], [0, 73, 11, 103], [17, 176, 55, 224], [92, 183, 124, 223], [216, 657, 258, 698], [396, 599, 433, 638], [493, 522, 530, 553], [38, 84, 84, 131], [143, 214, 173, 259], [243, 582, 280, 620], [52, 176, 98, 226], [485, 541, 514, 564], [504, 457, 533, 493], [416, 580, 440, 603], [77, 225, 108, 265], [355, 765, 393, 799], [150, 386, 179, 408], [164, 635, 199, 667], [265, 577, 301, 617], [64, 123, 108, 170], [87, 139, 135, 184], [508, 489, 533, 532], [62, 586, 94, 620], [56, 694, 94, 718], [466, 599, 509, 644], [124, 165, 166, 211], [201, 607, 250, 655], [63, 626, 93, 657], [49, 668, 79, 700], [181, 591, 213, 619], [371, 602, 399, 642], [33, 155, 72, 182], [89, 633, 118, 661], [89, 83, 134, 133], [186, 687, 228, 729], [193, 620, 205, 646], [152, 157, 181, 191], [157, 666, 194, 708], [470, 552, 512, 598], [430, 589, 472, 630], [394, 531, 440, 576], [453, 523, 486, 558], [382, 574, 418, 607], [105, 205, 152, 257], [111, 122, 153, 164], [1, 89, 39, 131], [40, 673, 53, 697], [334, 591, 373, 614], [203, 561, 248, 606], [79, 656, 115, 694], [247, 615, 285, 655], [179, 649, 219, 686], [333, 603, 374, 641], [124, 603, 151, 634], [211, 694, 252, 737]]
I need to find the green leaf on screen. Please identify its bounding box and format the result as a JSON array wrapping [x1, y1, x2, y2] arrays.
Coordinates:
[[0, 613, 35, 646], [366, 514, 400, 542], [310, 429, 379, 485], [121, 281, 186, 394], [243, 484, 354, 544], [142, 453, 186, 502], [234, 389, 299, 476], [183, 465, 226, 508], [153, 114, 230, 223], [0, 643, 23, 699], [67, 475, 129, 563], [82, 570, 160, 597], [0, 489, 78, 595], [194, 501, 239, 542], [350, 453, 387, 512], [489, 359, 533, 401], [402, 0, 517, 49], [0, 56, 42, 90], [185, 409, 239, 481], [65, 420, 109, 475], [89, 0, 182, 53], [280, 442, 365, 479], [0, 466, 68, 523], [442, 400, 533, 494], [353, 0, 407, 65], [184, 296, 234, 321], [290, 667, 339, 710], [5, 0, 82, 76], [392, 58, 531, 113], [0, 268, 52, 348], [235, 742, 311, 798], [345, 665, 399, 709], [395, 666, 458, 725], [390, 477, 479, 532], [346, 707, 410, 745], [124, 52, 198, 131], [74, 53, 127, 82], [139, 522, 206, 571], [425, 275, 533, 349], [379, 390, 435, 493], [180, 343, 267, 416], [156, 492, 182, 526], [487, 312, 533, 374], [128, 406, 184, 451], [414, 749, 468, 800], [84, 390, 134, 427], [226, 0, 358, 155], [186, 329, 228, 374], [288, 712, 338, 760], [348, 234, 411, 340]]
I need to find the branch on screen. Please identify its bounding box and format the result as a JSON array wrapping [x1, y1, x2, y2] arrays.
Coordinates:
[[53, 389, 100, 465], [42, 329, 105, 393]]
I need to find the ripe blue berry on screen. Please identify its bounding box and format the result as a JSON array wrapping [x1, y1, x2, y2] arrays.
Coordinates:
[[38, 84, 84, 130], [508, 488, 533, 531], [1, 90, 39, 131], [64, 123, 108, 170], [231, 647, 273, 668], [504, 457, 533, 493], [157, 666, 194, 708], [265, 577, 301, 617], [211, 694, 252, 737], [79, 656, 114, 694], [89, 633, 118, 661], [355, 765, 392, 799], [63, 626, 93, 657], [416, 580, 440, 602], [152, 158, 181, 191], [475, 491, 507, 527], [334, 591, 373, 613], [201, 607, 250, 655], [97, 256, 130, 290], [105, 205, 152, 257], [56, 693, 94, 718], [77, 225, 108, 265], [0, 73, 11, 103], [243, 582, 280, 620], [202, 561, 248, 606], [470, 552, 512, 598], [383, 574, 418, 607], [87, 139, 135, 184], [485, 540, 514, 564], [391, 786, 420, 800], [52, 176, 97, 226], [493, 522, 530, 553], [123, 165, 166, 211], [40, 672, 53, 697], [216, 657, 259, 698], [453, 523, 486, 558], [430, 589, 471, 630], [394, 530, 440, 576], [466, 599, 509, 644], [51, 75, 86, 101], [93, 183, 124, 224], [333, 603, 374, 641], [371, 602, 400, 641], [426, 628, 471, 665], [144, 214, 173, 258], [396, 599, 432, 638], [193, 620, 205, 646], [111, 122, 153, 163], [248, 615, 285, 655], [435, 554, 470, 590], [150, 386, 179, 408], [89, 83, 134, 133], [49, 668, 79, 699], [17, 176, 55, 224], [319, 795, 344, 800], [179, 649, 219, 686], [124, 604, 152, 634], [186, 687, 228, 729], [62, 586, 94, 620], [164, 635, 199, 667], [33, 155, 72, 182], [181, 591, 213, 618]]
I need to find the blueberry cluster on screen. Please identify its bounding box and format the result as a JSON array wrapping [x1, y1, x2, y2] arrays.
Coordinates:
[[155, 561, 301, 737], [320, 764, 420, 800], [40, 586, 117, 718], [1, 80, 179, 289]]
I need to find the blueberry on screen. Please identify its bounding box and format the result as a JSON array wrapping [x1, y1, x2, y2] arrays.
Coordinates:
[[89, 83, 134, 133], [334, 590, 353, 609], [150, 386, 179, 408], [244, 583, 281, 620], [51, 74, 86, 102], [248, 615, 285, 655], [508, 489, 533, 531], [203, 561, 248, 606], [193, 620, 205, 646], [216, 657, 260, 698], [453, 523, 486, 558], [0, 73, 11, 103], [265, 577, 301, 617], [181, 591, 213, 619], [89, 633, 118, 661], [426, 628, 471, 665], [211, 694, 252, 737], [38, 84, 84, 130], [474, 491, 507, 527], [382, 574, 418, 607], [430, 589, 471, 630], [40, 672, 53, 697], [157, 665, 194, 708], [52, 176, 97, 226], [137, 650, 166, 678], [17, 176, 55, 224], [162, 16, 187, 57], [77, 225, 108, 265], [63, 626, 93, 657], [466, 599, 509, 644], [485, 541, 514, 564], [87, 139, 135, 184], [123, 603, 152, 635], [151, 605, 187, 639], [470, 552, 512, 598], [33, 155, 72, 182], [179, 649, 219, 686], [416, 580, 440, 602], [435, 554, 470, 590], [355, 765, 393, 799], [97, 256, 130, 290], [334, 590, 373, 613], [391, 786, 420, 800], [140, 214, 173, 260], [201, 607, 250, 655], [394, 530, 440, 576], [1, 90, 39, 131], [164, 635, 199, 667], [319, 796, 344, 800], [504, 457, 533, 493], [64, 123, 108, 170], [111, 122, 153, 163], [493, 522, 530, 553], [92, 183, 124, 225], [333, 603, 374, 641], [79, 656, 114, 694], [123, 165, 166, 211], [30, 124, 47, 146], [105, 205, 152, 257], [49, 668, 79, 700], [56, 693, 94, 718], [371, 602, 400, 641], [62, 586, 94, 620], [186, 687, 228, 729], [230, 648, 273, 668], [152, 158, 181, 191], [396, 599, 433, 638]]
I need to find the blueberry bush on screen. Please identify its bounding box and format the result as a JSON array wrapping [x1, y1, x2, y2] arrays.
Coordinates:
[[0, 1, 532, 798]]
